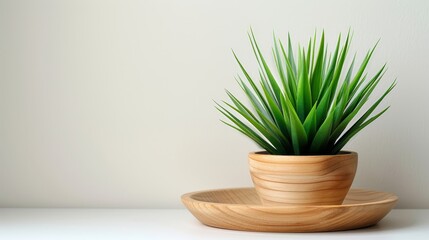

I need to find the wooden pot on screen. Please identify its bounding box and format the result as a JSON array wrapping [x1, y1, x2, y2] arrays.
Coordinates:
[[248, 151, 358, 206]]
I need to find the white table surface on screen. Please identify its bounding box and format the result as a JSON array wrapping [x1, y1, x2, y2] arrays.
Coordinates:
[[0, 209, 427, 240]]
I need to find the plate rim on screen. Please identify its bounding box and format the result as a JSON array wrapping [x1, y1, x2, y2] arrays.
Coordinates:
[[181, 187, 398, 208]]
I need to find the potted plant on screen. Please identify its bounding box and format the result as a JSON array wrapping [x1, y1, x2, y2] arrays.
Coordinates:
[[216, 30, 395, 206]]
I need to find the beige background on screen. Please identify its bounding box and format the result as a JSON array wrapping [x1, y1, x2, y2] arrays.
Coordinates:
[[0, 0, 428, 208]]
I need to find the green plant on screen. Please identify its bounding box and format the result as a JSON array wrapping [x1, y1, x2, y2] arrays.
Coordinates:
[[216, 30, 395, 155]]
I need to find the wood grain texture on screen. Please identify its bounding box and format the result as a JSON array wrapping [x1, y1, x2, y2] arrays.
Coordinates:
[[181, 188, 398, 232], [249, 151, 358, 205]]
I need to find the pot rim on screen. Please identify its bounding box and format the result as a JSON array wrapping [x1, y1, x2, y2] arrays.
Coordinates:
[[249, 150, 357, 158]]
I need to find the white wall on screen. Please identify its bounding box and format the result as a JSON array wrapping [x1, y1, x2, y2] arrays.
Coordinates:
[[0, 0, 428, 208]]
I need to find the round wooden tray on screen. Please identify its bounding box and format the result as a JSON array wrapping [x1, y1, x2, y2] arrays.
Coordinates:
[[182, 188, 398, 232]]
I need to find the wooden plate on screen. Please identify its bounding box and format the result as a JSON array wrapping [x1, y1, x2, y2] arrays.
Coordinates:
[[181, 188, 398, 232]]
